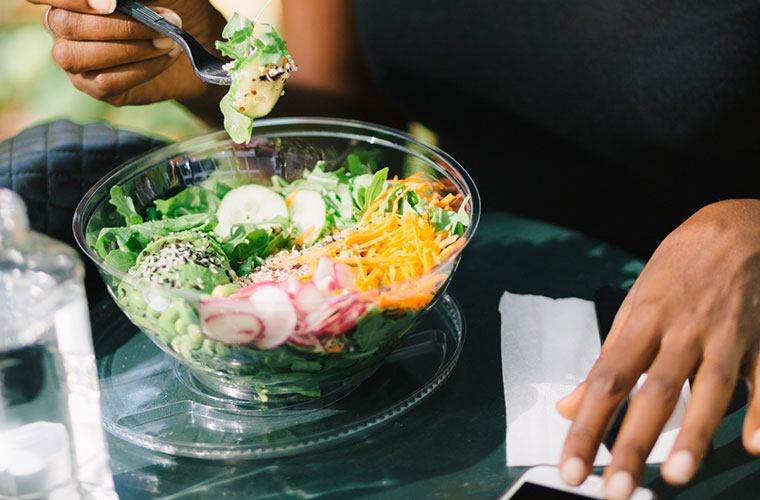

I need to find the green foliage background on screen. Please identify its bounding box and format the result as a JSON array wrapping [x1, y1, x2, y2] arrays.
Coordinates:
[[0, 1, 207, 141]]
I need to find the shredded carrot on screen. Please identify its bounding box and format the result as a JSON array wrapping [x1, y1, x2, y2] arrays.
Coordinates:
[[376, 273, 447, 310], [265, 175, 467, 311]]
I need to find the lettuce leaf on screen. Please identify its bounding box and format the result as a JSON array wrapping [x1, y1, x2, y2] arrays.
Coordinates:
[[108, 185, 143, 226], [153, 185, 222, 218], [94, 213, 214, 261], [220, 92, 253, 144]]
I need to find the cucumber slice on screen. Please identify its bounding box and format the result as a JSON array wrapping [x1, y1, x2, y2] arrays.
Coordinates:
[[215, 184, 288, 238], [231, 61, 286, 119], [289, 189, 327, 245]]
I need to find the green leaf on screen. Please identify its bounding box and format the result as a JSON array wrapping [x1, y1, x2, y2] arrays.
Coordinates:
[[352, 309, 414, 352], [153, 185, 221, 218], [108, 185, 143, 226], [362, 167, 389, 211], [220, 92, 253, 144], [221, 13, 252, 39], [347, 154, 369, 176], [146, 207, 160, 221], [104, 249, 137, 272], [94, 213, 212, 260], [219, 223, 293, 276]]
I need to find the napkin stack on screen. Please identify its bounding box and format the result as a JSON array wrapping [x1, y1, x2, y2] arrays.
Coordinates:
[[499, 292, 690, 466]]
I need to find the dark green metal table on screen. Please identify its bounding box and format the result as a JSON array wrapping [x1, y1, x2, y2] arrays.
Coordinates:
[[105, 212, 760, 499]]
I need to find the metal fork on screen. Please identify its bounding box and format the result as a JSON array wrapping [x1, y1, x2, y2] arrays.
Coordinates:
[[116, 0, 232, 86]]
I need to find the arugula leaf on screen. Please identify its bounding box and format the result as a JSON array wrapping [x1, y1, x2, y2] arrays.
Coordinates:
[[153, 185, 221, 218], [108, 185, 143, 226], [220, 223, 293, 276], [352, 309, 415, 352], [362, 167, 388, 211]]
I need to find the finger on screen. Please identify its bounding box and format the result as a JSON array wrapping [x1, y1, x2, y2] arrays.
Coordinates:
[[52, 39, 174, 73], [559, 317, 659, 486], [742, 350, 760, 455], [28, 0, 115, 15], [602, 339, 699, 499], [557, 284, 639, 419], [47, 7, 181, 42], [661, 342, 743, 485], [557, 380, 587, 420], [68, 48, 181, 102]]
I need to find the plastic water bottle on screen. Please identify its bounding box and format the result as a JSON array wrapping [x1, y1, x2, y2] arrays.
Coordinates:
[[0, 189, 116, 499]]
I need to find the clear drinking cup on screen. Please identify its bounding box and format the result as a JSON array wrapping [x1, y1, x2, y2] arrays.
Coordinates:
[[0, 189, 116, 499]]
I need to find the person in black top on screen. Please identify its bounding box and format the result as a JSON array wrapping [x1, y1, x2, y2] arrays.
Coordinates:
[[27, 0, 760, 497]]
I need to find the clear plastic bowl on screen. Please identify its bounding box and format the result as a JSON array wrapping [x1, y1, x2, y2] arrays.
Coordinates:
[[73, 118, 480, 404]]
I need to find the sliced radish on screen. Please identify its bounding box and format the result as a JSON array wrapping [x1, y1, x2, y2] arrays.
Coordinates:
[[204, 312, 264, 344], [229, 281, 276, 300], [289, 189, 327, 245], [247, 285, 297, 349], [199, 298, 264, 345], [314, 257, 337, 292], [333, 262, 357, 290], [214, 184, 288, 238], [293, 282, 325, 315], [313, 301, 367, 336], [279, 276, 301, 299], [303, 293, 360, 335]]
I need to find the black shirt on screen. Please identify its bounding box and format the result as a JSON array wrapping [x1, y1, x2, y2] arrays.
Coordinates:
[[355, 0, 760, 256]]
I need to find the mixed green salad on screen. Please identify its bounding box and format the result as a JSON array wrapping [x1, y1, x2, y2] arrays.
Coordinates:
[[91, 155, 469, 399], [88, 13, 471, 399]]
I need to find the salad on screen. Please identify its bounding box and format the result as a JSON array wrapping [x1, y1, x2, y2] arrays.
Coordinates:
[[215, 13, 297, 144], [92, 155, 470, 399]]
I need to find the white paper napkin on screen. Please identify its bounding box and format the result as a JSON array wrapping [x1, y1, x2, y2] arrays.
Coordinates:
[[499, 292, 690, 467]]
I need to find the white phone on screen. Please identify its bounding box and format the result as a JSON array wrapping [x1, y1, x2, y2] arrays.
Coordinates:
[[500, 465, 655, 500]]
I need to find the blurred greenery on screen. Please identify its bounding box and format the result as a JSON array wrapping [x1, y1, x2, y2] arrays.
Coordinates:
[[0, 1, 207, 141]]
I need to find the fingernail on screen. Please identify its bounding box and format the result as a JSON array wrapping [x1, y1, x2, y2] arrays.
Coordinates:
[[43, 6, 52, 31], [153, 38, 174, 50], [604, 471, 634, 500], [87, 0, 116, 14], [159, 10, 182, 28], [662, 450, 696, 484], [560, 457, 586, 485], [751, 429, 760, 453]]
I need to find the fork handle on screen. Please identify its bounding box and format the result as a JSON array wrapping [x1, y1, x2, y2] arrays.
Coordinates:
[[116, 0, 186, 40], [115, 0, 230, 85]]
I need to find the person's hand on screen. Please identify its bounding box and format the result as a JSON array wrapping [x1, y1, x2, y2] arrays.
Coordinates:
[[555, 199, 760, 499], [29, 0, 227, 121]]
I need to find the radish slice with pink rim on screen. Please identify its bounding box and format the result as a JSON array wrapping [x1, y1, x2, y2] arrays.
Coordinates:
[[199, 298, 265, 345], [333, 262, 356, 290], [293, 281, 325, 315], [314, 257, 337, 292], [229, 281, 276, 300], [247, 284, 298, 349]]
